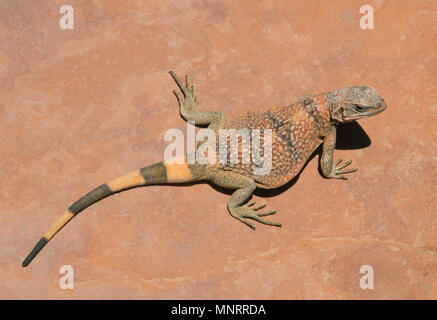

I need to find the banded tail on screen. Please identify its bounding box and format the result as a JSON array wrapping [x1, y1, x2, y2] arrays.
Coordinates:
[[22, 157, 199, 267]]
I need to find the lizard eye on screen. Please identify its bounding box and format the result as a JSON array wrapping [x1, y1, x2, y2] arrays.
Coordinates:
[[353, 104, 368, 112]]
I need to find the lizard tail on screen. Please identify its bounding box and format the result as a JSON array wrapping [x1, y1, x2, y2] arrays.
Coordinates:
[[22, 157, 200, 267]]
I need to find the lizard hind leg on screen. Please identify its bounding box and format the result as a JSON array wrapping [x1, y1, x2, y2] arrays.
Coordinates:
[[209, 171, 282, 230], [169, 71, 226, 136]]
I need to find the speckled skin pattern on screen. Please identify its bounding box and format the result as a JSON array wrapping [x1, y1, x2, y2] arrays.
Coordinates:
[[23, 71, 386, 266], [215, 100, 329, 188]]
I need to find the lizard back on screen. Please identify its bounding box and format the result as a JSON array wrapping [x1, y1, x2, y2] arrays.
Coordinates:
[[210, 99, 330, 189]]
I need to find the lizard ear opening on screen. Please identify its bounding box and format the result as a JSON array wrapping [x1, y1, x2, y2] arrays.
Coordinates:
[[329, 104, 344, 123], [301, 94, 313, 106]]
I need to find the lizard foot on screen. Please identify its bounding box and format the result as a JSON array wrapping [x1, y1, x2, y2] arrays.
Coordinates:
[[229, 200, 282, 230], [169, 71, 198, 112], [328, 159, 358, 180]]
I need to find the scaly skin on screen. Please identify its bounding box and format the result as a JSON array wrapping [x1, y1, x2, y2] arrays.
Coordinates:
[[22, 71, 386, 267]]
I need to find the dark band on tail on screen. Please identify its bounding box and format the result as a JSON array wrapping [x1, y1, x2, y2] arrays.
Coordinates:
[[69, 184, 112, 215], [140, 162, 167, 184], [22, 238, 48, 267]]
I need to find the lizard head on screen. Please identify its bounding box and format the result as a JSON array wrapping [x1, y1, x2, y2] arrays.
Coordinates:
[[328, 86, 386, 123]]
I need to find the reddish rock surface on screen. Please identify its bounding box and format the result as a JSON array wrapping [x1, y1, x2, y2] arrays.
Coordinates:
[[0, 0, 436, 299]]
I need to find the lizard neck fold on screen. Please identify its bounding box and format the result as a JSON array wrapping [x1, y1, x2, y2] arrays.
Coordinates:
[[325, 89, 344, 124], [307, 93, 334, 133]]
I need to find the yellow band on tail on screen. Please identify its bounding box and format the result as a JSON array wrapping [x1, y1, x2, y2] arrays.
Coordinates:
[[42, 210, 74, 240], [107, 169, 146, 192], [164, 155, 194, 183]]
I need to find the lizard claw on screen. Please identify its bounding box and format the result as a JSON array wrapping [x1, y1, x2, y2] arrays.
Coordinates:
[[229, 200, 282, 230], [329, 159, 358, 180]]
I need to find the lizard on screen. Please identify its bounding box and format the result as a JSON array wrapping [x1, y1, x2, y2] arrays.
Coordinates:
[[22, 71, 386, 267]]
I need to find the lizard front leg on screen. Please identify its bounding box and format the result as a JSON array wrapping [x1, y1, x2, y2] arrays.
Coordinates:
[[209, 171, 281, 230], [320, 126, 358, 180]]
